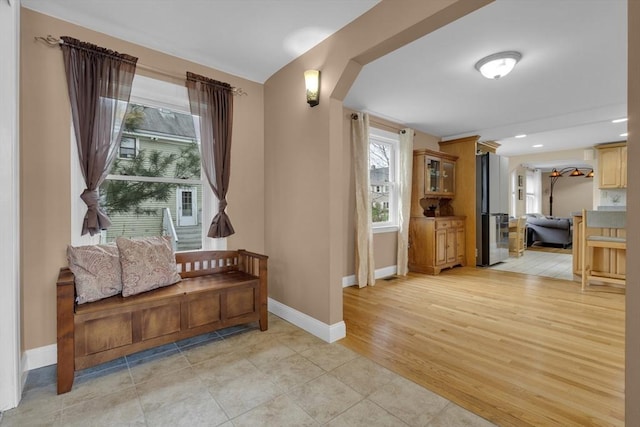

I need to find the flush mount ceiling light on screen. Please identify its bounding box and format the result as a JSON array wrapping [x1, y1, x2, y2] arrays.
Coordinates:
[[475, 51, 522, 79]]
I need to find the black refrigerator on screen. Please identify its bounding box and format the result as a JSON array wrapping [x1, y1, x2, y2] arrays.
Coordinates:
[[476, 152, 509, 266]]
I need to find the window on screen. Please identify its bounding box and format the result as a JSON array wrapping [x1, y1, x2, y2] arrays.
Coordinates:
[[119, 136, 137, 159], [525, 169, 541, 213], [71, 75, 222, 251], [369, 128, 399, 231]]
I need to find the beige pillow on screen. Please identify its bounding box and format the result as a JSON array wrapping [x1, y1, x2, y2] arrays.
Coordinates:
[[116, 236, 181, 297], [67, 244, 122, 304]]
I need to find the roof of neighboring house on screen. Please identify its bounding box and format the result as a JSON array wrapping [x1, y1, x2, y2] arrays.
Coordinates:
[[128, 104, 196, 139]]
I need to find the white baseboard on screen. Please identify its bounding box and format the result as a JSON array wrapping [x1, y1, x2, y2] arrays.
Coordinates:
[[23, 344, 56, 372], [342, 264, 398, 287], [268, 297, 345, 343]]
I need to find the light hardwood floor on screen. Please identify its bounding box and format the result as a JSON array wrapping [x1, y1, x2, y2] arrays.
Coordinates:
[[341, 267, 625, 427]]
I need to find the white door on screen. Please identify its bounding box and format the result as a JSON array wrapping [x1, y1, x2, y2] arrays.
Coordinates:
[[177, 187, 197, 226]]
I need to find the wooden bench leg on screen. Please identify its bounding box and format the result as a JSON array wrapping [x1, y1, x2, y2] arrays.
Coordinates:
[[57, 274, 75, 394], [259, 311, 268, 331]]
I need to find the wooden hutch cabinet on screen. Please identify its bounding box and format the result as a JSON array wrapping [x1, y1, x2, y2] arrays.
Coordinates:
[[408, 216, 465, 275], [408, 149, 465, 274]]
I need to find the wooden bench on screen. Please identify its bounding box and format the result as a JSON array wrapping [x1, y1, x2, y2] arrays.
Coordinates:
[[56, 249, 268, 394]]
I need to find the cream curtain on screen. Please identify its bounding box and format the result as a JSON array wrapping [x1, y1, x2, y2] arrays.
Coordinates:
[[351, 113, 375, 287], [397, 128, 414, 275]]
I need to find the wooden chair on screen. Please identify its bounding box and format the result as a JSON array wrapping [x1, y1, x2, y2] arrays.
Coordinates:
[[509, 216, 526, 257], [580, 209, 626, 291]]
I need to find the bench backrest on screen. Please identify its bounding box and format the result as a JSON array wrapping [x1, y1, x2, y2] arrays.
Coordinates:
[[175, 250, 241, 278]]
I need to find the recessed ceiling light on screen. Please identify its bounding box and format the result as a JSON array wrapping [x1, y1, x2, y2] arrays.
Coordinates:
[[612, 118, 628, 123], [532, 144, 544, 148], [515, 134, 527, 138], [620, 132, 628, 137]]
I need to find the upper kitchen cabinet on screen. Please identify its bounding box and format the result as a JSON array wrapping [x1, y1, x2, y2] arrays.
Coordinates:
[[597, 142, 627, 189]]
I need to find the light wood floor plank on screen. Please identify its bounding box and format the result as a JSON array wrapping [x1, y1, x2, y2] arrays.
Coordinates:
[[341, 267, 625, 427]]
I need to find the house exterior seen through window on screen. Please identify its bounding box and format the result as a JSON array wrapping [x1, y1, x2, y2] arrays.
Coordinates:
[[99, 102, 204, 251], [369, 128, 399, 229]]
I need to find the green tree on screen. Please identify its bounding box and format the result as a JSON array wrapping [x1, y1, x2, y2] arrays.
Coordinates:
[[101, 149, 177, 216], [175, 143, 201, 179]]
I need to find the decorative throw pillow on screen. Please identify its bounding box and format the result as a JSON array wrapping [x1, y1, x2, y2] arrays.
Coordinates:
[[116, 236, 181, 297], [67, 244, 122, 304]]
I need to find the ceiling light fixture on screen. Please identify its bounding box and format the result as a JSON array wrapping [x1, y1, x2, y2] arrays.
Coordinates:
[[621, 132, 628, 137], [515, 134, 527, 138], [612, 118, 628, 123], [474, 51, 522, 79], [532, 144, 544, 148]]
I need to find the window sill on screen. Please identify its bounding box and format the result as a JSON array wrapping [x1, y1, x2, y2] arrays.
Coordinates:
[[373, 225, 399, 234]]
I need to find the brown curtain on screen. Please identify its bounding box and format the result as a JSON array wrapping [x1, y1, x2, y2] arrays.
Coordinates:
[[61, 36, 137, 236], [186, 72, 235, 238]]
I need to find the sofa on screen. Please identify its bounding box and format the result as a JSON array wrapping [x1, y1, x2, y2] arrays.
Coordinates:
[[525, 213, 573, 248]]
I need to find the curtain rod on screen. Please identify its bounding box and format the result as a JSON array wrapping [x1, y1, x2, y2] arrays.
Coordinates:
[[351, 113, 415, 135], [35, 35, 247, 96]]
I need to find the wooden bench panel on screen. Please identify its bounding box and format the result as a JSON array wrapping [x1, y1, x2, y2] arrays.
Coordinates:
[[78, 313, 133, 356], [141, 303, 182, 341], [227, 286, 258, 319], [184, 291, 222, 329]]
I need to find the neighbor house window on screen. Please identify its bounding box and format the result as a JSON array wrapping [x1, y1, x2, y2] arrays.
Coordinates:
[[71, 75, 221, 251], [369, 128, 399, 231], [119, 136, 137, 159]]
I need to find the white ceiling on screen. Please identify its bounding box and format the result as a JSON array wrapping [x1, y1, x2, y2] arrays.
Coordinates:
[[344, 0, 628, 161], [21, 0, 380, 82], [22, 0, 628, 167]]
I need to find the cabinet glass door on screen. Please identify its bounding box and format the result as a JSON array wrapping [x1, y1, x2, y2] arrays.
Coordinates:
[[441, 161, 455, 194], [425, 157, 441, 193]]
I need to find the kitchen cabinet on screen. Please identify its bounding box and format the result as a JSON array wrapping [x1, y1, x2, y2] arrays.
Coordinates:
[[597, 143, 627, 189], [572, 212, 626, 280], [408, 216, 465, 275], [411, 149, 458, 217]]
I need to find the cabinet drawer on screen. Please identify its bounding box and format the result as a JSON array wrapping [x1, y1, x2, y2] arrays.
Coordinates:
[[435, 220, 451, 229], [453, 220, 464, 228]]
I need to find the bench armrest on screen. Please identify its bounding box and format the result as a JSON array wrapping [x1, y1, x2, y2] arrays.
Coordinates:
[[238, 250, 268, 331]]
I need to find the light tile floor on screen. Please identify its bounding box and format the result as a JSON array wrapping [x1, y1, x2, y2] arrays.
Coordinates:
[[1, 313, 495, 427], [489, 248, 574, 281]]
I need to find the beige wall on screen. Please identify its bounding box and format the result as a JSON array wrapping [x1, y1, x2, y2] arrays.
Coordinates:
[[20, 9, 265, 350], [541, 172, 594, 217]]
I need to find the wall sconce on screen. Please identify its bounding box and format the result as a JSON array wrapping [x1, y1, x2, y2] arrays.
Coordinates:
[[304, 69, 320, 107]]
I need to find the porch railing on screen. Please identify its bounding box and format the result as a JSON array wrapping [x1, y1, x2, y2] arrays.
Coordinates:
[[162, 208, 179, 251]]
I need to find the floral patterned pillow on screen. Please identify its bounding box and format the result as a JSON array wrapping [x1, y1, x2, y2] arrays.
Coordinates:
[[116, 236, 181, 297], [67, 244, 122, 304]]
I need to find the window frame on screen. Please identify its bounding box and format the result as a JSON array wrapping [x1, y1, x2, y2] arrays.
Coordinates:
[[118, 135, 138, 159], [369, 127, 400, 233]]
